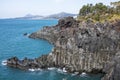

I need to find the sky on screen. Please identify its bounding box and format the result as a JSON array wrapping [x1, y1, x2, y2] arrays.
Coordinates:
[[0, 0, 119, 18]]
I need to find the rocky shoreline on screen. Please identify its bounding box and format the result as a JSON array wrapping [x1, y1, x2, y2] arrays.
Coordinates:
[[6, 17, 120, 80]]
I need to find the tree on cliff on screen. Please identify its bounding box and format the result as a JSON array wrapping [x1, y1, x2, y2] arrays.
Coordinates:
[[111, 1, 120, 14], [79, 3, 107, 16], [78, 1, 120, 22]]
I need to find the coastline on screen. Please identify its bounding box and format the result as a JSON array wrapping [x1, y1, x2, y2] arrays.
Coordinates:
[[6, 17, 120, 80]]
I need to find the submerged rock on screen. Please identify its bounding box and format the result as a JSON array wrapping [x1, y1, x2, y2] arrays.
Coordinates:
[[23, 33, 28, 36], [7, 17, 120, 80]]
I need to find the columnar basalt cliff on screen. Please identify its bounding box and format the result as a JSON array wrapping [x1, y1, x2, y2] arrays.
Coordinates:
[[102, 51, 120, 80], [7, 17, 120, 80]]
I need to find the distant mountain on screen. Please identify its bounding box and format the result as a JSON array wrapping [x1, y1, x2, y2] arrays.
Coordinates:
[[14, 14, 44, 20], [44, 12, 77, 19], [13, 12, 77, 20]]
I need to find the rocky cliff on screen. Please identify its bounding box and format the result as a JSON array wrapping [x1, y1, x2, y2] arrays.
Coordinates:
[[102, 51, 120, 80], [7, 17, 120, 80]]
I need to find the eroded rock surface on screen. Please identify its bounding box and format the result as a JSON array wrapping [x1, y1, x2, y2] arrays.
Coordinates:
[[7, 17, 120, 80], [102, 51, 120, 80]]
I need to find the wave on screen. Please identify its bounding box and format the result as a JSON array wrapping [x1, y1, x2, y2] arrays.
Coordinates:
[[26, 34, 30, 37], [28, 68, 42, 72], [57, 68, 67, 74], [62, 67, 67, 73], [1, 60, 7, 66], [47, 67, 56, 70], [71, 72, 79, 76], [80, 72, 87, 77]]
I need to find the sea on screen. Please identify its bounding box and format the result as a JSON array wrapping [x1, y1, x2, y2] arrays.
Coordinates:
[[0, 19, 102, 80]]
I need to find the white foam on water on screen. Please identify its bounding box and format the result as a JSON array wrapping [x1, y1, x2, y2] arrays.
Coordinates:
[[57, 68, 67, 74], [28, 68, 42, 72], [57, 68, 63, 73], [71, 72, 79, 76], [80, 72, 87, 77], [63, 67, 67, 73], [25, 33, 30, 37], [48, 67, 56, 70], [62, 78, 67, 80], [27, 34, 30, 36], [71, 73, 76, 76], [29, 69, 35, 72], [37, 68, 42, 71], [1, 60, 7, 66]]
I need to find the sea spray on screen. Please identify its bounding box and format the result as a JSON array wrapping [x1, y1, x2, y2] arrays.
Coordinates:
[[1, 60, 7, 66], [28, 68, 42, 72], [80, 72, 87, 77], [48, 67, 56, 70]]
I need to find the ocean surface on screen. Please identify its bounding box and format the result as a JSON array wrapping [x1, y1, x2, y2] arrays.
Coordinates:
[[0, 19, 102, 80]]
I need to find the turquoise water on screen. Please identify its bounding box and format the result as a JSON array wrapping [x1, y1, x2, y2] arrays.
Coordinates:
[[0, 19, 102, 80]]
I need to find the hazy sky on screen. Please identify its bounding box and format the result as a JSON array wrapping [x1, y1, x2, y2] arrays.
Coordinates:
[[0, 0, 119, 18]]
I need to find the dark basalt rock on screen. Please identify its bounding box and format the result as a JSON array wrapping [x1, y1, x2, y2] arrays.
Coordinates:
[[102, 51, 120, 80], [57, 17, 79, 29], [7, 17, 120, 80], [23, 33, 28, 36]]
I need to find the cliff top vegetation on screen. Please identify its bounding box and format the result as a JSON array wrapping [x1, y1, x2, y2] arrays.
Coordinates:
[[77, 1, 120, 23]]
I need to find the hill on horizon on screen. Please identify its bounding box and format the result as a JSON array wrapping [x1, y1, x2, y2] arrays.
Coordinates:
[[11, 12, 77, 20]]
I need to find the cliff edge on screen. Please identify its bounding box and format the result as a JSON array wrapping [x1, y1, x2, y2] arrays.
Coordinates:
[[7, 17, 120, 80]]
